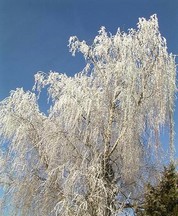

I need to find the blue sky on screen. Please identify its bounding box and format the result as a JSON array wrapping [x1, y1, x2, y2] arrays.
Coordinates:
[[0, 0, 178, 158]]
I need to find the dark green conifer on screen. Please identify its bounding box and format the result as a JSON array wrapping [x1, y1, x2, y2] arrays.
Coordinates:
[[139, 164, 178, 216]]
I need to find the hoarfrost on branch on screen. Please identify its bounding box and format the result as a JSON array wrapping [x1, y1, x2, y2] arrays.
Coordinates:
[[0, 14, 176, 215]]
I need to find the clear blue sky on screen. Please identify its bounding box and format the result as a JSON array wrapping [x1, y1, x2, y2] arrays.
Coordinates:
[[0, 0, 178, 158]]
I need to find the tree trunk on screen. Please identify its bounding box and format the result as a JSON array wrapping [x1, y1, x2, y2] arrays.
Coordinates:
[[102, 157, 115, 216]]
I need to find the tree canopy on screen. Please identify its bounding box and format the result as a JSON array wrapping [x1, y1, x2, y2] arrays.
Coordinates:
[[139, 163, 178, 216], [0, 14, 176, 215]]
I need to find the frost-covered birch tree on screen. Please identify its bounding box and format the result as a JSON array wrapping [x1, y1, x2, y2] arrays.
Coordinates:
[[0, 15, 176, 216]]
